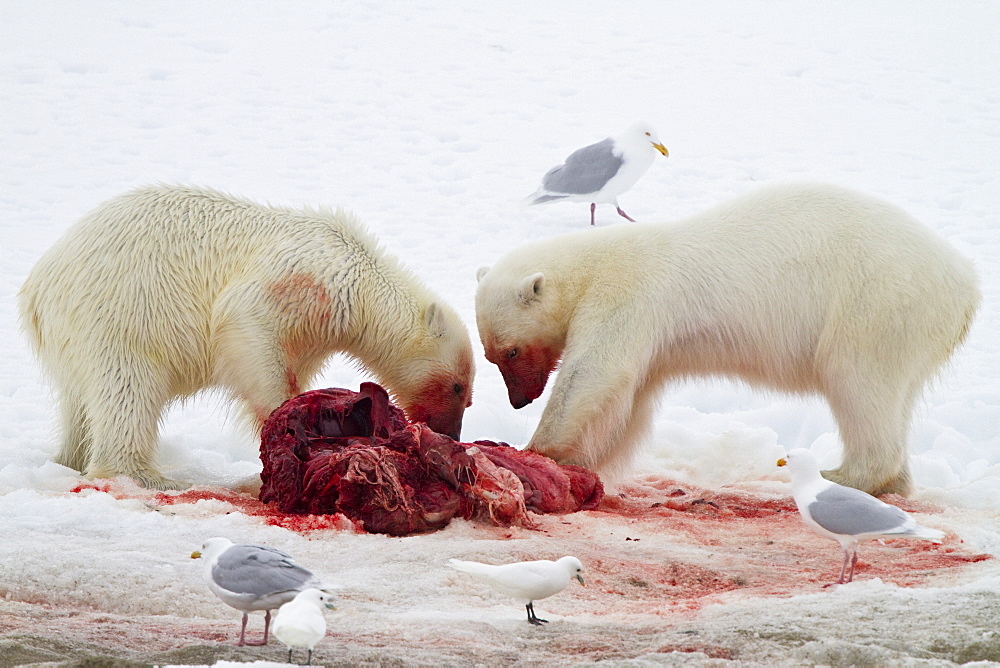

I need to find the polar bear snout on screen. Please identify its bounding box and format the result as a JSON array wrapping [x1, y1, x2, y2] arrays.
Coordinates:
[[403, 371, 473, 440], [503, 371, 542, 409], [423, 408, 464, 441], [491, 344, 560, 410], [401, 393, 465, 439], [511, 394, 532, 410]]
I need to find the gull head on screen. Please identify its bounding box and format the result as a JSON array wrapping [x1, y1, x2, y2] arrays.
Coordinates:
[[620, 121, 668, 157], [776, 448, 827, 487], [191, 536, 233, 561], [558, 556, 585, 586]]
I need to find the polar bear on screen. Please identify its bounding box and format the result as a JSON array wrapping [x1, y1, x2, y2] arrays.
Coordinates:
[[20, 185, 475, 489], [475, 182, 980, 496]]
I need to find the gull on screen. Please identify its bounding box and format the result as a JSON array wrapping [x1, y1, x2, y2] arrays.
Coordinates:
[[524, 121, 668, 225], [272, 588, 336, 665], [778, 449, 945, 584], [191, 537, 324, 646], [448, 556, 584, 625]]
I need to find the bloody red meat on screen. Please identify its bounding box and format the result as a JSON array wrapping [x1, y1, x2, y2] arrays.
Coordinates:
[[259, 383, 603, 535]]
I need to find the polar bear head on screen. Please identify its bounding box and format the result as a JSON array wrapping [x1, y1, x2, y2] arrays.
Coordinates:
[[475, 266, 566, 409], [386, 301, 475, 440]]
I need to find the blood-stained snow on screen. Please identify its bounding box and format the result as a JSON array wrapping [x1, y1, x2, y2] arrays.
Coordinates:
[[1, 2, 998, 665]]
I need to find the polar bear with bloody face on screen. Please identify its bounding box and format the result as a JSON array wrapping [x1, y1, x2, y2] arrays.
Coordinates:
[[475, 183, 979, 496], [20, 185, 474, 489]]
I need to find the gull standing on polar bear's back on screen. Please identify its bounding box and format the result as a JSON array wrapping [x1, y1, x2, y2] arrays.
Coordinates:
[[449, 556, 585, 625], [778, 448, 945, 585], [476, 182, 980, 497], [523, 122, 668, 225]]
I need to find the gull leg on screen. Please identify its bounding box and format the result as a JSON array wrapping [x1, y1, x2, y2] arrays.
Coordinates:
[[287, 649, 293, 663], [836, 548, 851, 585], [244, 610, 271, 646], [616, 205, 636, 222], [846, 549, 859, 583], [526, 601, 549, 625], [590, 202, 596, 226], [236, 612, 249, 646], [307, 648, 313, 665]]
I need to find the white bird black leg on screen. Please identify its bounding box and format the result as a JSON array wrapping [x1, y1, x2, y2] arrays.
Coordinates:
[[287, 648, 294, 663], [526, 601, 549, 625], [306, 648, 313, 665], [590, 202, 596, 226]]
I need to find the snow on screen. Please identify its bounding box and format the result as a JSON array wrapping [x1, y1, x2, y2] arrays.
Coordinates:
[[1, 1, 998, 665]]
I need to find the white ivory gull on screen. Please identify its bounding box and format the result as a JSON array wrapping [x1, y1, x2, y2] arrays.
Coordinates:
[[448, 555, 585, 624], [272, 588, 336, 665]]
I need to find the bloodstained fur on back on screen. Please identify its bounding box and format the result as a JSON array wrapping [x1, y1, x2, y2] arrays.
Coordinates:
[[257, 382, 604, 535]]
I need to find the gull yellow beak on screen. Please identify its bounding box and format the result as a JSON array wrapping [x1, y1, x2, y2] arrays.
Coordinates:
[[191, 550, 202, 559], [776, 457, 788, 467], [652, 142, 668, 157], [576, 574, 586, 586]]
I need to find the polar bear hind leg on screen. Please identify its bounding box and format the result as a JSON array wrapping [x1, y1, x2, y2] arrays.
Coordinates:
[[80, 362, 178, 490], [54, 386, 92, 474], [210, 282, 323, 430]]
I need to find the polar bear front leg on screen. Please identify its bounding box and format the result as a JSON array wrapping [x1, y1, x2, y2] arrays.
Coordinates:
[[211, 285, 301, 431], [82, 364, 178, 489], [528, 351, 645, 470], [226, 349, 301, 431]]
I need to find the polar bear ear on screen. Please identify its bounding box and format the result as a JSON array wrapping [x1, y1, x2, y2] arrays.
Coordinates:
[[424, 302, 447, 337], [476, 266, 490, 282], [518, 272, 545, 304]]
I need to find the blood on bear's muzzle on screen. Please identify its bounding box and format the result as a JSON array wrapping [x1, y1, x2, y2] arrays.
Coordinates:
[[510, 395, 532, 410], [427, 413, 463, 441]]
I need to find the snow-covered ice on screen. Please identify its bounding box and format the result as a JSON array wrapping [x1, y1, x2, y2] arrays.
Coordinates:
[[1, 2, 998, 665]]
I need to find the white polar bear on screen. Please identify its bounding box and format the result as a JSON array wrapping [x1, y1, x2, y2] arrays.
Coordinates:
[[475, 182, 980, 496], [20, 185, 474, 489]]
